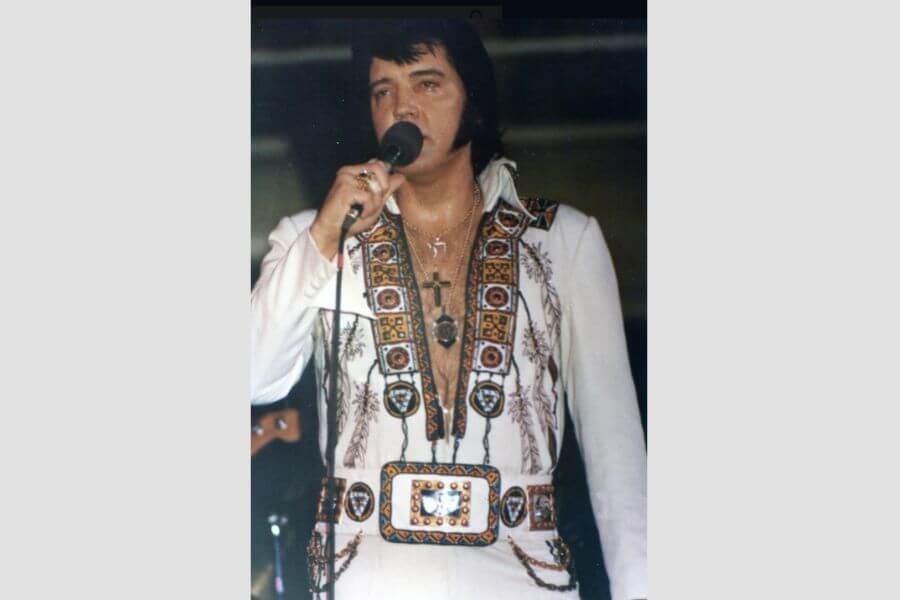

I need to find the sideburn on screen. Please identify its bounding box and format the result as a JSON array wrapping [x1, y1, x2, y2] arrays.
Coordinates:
[[450, 99, 481, 154]]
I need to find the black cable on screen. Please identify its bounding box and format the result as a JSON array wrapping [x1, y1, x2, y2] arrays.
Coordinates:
[[325, 219, 353, 600]]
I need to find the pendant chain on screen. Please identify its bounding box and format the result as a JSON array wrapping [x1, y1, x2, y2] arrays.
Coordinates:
[[401, 181, 480, 242], [405, 182, 481, 323], [405, 182, 481, 398]]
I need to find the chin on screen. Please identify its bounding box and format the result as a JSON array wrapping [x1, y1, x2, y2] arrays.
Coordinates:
[[406, 147, 469, 177], [397, 149, 438, 175]]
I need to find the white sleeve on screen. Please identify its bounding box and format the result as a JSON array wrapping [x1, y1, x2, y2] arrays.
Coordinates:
[[250, 212, 336, 405], [560, 215, 647, 600]]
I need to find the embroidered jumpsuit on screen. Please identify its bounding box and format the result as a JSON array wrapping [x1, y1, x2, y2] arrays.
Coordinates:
[[251, 158, 647, 600]]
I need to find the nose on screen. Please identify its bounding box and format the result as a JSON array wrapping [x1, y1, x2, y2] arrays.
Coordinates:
[[392, 85, 419, 121]]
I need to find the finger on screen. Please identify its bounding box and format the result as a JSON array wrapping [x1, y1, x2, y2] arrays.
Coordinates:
[[338, 170, 376, 193], [336, 174, 377, 215], [361, 161, 390, 198], [343, 163, 388, 199], [360, 194, 381, 220], [366, 158, 391, 171], [340, 161, 386, 183], [345, 170, 382, 198], [336, 165, 362, 181], [360, 182, 392, 221], [365, 176, 384, 197], [347, 185, 379, 220], [385, 172, 406, 199]]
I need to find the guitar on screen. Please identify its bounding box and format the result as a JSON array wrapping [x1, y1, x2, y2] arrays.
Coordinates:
[[251, 408, 301, 457]]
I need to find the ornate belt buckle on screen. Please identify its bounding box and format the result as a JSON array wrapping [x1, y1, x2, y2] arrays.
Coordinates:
[[379, 461, 500, 546], [410, 478, 471, 527]]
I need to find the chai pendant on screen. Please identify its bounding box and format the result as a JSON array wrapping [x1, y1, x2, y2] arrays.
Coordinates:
[[433, 312, 458, 349], [428, 237, 447, 258]]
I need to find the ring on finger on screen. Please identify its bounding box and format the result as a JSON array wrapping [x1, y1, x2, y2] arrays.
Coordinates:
[[354, 174, 370, 192], [355, 172, 383, 195]]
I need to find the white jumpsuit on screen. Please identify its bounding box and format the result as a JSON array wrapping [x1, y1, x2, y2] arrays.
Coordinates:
[[251, 158, 647, 600]]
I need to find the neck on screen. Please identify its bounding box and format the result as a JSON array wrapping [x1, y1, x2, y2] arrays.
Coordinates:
[[396, 150, 478, 233]]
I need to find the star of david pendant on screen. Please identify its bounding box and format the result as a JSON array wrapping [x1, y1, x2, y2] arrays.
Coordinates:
[[432, 313, 458, 348]]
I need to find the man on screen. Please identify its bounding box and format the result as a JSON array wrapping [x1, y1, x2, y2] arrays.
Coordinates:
[[251, 20, 647, 600]]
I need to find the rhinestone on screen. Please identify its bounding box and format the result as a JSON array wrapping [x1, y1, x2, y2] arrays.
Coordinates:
[[411, 518, 419, 525], [436, 518, 444, 525], [425, 482, 433, 489], [449, 519, 457, 526], [461, 518, 469, 526], [424, 518, 431, 525], [437, 482, 444, 489], [450, 482, 458, 490], [463, 482, 471, 490]]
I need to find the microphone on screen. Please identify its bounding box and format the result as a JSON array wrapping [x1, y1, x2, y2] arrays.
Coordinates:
[[341, 121, 424, 231], [341, 202, 364, 232], [378, 120, 424, 171]]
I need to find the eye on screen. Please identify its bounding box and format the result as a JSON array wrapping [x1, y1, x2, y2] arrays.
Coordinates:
[[420, 80, 439, 91], [372, 88, 389, 100]]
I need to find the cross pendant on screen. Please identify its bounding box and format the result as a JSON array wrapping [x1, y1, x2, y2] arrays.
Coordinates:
[[422, 271, 451, 307]]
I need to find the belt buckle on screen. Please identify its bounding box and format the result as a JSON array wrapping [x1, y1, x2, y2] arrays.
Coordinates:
[[379, 461, 500, 546]]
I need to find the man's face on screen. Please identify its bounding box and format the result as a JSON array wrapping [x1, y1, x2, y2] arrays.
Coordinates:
[[368, 44, 469, 176]]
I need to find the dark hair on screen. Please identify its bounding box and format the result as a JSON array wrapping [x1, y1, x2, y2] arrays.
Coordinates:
[[350, 19, 504, 176]]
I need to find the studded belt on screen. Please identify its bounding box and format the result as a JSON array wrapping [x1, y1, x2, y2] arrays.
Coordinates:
[[317, 463, 560, 546]]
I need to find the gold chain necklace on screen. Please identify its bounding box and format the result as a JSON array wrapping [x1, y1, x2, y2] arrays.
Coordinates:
[[404, 183, 482, 349], [402, 182, 480, 259], [407, 205, 477, 436], [407, 204, 475, 320]]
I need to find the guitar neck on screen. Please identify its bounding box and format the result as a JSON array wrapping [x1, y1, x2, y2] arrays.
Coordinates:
[[251, 408, 301, 457]]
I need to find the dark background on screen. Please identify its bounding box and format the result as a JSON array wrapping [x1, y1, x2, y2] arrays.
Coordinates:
[[251, 18, 646, 600]]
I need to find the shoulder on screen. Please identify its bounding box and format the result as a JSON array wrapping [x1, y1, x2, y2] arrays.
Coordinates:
[[517, 197, 593, 235], [549, 202, 594, 235], [518, 198, 599, 244], [518, 199, 611, 267]]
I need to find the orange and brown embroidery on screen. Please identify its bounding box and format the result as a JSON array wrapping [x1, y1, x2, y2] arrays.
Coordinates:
[[358, 214, 444, 443]]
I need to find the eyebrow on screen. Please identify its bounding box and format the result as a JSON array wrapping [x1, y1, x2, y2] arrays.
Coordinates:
[[409, 68, 446, 79], [368, 68, 446, 92]]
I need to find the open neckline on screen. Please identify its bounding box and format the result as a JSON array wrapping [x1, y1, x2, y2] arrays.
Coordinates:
[[390, 207, 491, 444]]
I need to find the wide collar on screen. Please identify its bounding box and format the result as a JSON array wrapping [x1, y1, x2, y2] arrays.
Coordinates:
[[383, 157, 534, 221]]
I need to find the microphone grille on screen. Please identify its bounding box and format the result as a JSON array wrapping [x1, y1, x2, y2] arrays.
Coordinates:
[[379, 121, 423, 167]]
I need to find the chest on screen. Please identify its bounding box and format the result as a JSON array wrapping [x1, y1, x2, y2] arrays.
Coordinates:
[[355, 203, 549, 443], [317, 201, 566, 472]]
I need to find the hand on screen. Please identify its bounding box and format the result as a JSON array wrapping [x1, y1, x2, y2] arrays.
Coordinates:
[[310, 159, 406, 259]]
